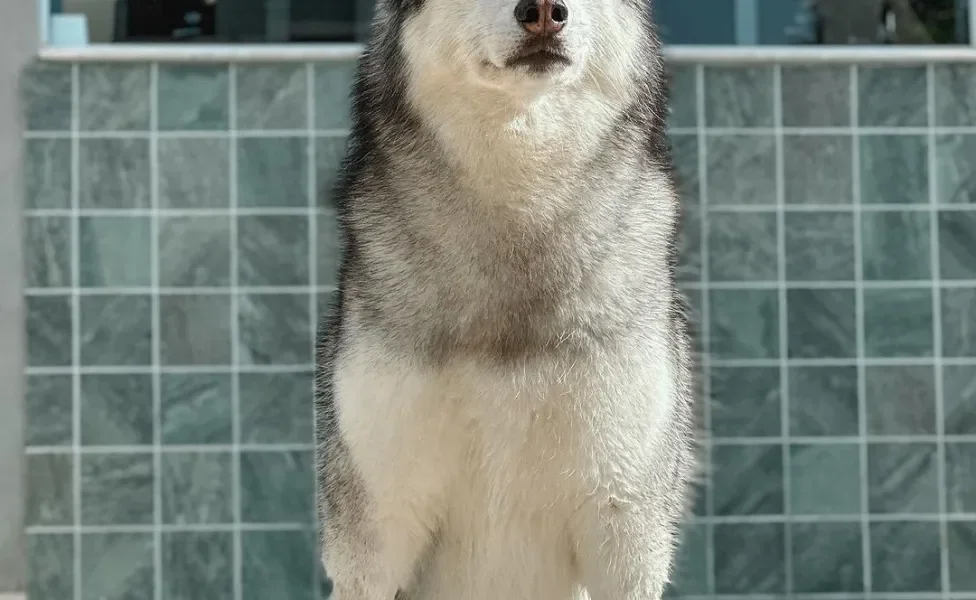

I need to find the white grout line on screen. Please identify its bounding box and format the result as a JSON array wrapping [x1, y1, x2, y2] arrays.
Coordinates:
[[927, 62, 951, 598], [149, 61, 163, 600], [24, 128, 350, 139], [675, 279, 976, 290], [26, 443, 314, 454], [29, 204, 976, 218], [24, 125, 976, 139], [25, 285, 338, 295], [851, 64, 873, 595], [25, 280, 976, 296], [69, 61, 82, 600], [26, 364, 315, 375], [34, 42, 976, 64], [670, 125, 976, 135], [306, 58, 323, 596], [772, 63, 794, 595], [694, 62, 716, 598], [25, 355, 976, 377], [28, 513, 976, 537], [27, 436, 976, 454], [228, 63, 244, 600], [28, 523, 313, 535]]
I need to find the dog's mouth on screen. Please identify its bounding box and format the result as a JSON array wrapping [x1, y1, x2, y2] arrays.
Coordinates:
[[503, 39, 571, 73]]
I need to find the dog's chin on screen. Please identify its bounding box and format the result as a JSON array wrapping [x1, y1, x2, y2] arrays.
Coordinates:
[[474, 53, 576, 92]]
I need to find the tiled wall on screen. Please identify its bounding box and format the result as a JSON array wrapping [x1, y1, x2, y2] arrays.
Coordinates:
[[20, 59, 976, 599]]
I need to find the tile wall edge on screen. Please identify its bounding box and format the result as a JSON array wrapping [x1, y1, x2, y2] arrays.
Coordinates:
[[36, 43, 976, 64]]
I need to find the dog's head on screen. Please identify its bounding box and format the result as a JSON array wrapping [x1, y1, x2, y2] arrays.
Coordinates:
[[386, 0, 656, 99]]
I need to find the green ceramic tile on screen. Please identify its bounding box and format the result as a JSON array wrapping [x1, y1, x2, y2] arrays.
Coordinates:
[[862, 211, 931, 280], [868, 443, 939, 514], [870, 521, 942, 592], [25, 138, 72, 209], [708, 289, 779, 359], [705, 135, 777, 205], [707, 212, 777, 282], [863, 288, 934, 358], [22, 63, 72, 131], [934, 134, 976, 204], [788, 366, 859, 437], [238, 293, 312, 366], [24, 216, 71, 288], [159, 294, 233, 366], [789, 444, 861, 515], [682, 287, 704, 357], [240, 372, 314, 444], [236, 65, 307, 130], [865, 365, 936, 435], [80, 294, 152, 366], [935, 64, 976, 126], [238, 137, 310, 207], [242, 530, 318, 600], [858, 66, 928, 127], [785, 212, 855, 280], [79, 216, 152, 287], [161, 452, 233, 524], [709, 367, 780, 438], [160, 373, 233, 445], [671, 134, 700, 206], [240, 451, 314, 523], [159, 215, 232, 287], [668, 524, 709, 596], [939, 210, 976, 279], [791, 522, 864, 593], [316, 211, 342, 287], [313, 62, 357, 130], [949, 521, 976, 591], [667, 66, 698, 129], [704, 66, 774, 127], [944, 365, 976, 435], [80, 374, 153, 445], [26, 375, 73, 447], [158, 137, 231, 209], [157, 65, 230, 130], [712, 444, 783, 516], [786, 288, 857, 359], [316, 135, 347, 208], [942, 287, 976, 357], [689, 480, 707, 518], [81, 533, 154, 600], [79, 138, 151, 209], [28, 534, 74, 600], [781, 66, 851, 127], [713, 523, 785, 594], [81, 453, 153, 525], [79, 65, 150, 131], [859, 135, 929, 205], [162, 532, 233, 600], [26, 295, 72, 367], [783, 135, 853, 205], [238, 216, 310, 286], [25, 454, 73, 526], [946, 443, 976, 513]]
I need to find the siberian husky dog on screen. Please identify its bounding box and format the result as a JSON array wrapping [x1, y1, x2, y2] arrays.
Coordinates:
[[315, 0, 697, 598]]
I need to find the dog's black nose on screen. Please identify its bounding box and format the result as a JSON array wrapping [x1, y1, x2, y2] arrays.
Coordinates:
[[514, 0, 568, 35]]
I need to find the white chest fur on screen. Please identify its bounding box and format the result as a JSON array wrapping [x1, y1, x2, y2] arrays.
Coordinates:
[[331, 331, 676, 600]]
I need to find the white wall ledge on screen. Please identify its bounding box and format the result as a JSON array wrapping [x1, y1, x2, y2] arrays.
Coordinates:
[[36, 43, 976, 64]]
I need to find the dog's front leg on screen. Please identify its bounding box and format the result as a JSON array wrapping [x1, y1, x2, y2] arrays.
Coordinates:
[[572, 500, 682, 600], [320, 435, 438, 600]]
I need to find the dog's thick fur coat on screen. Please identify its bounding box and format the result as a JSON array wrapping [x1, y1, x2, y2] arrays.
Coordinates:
[[315, 0, 697, 598]]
